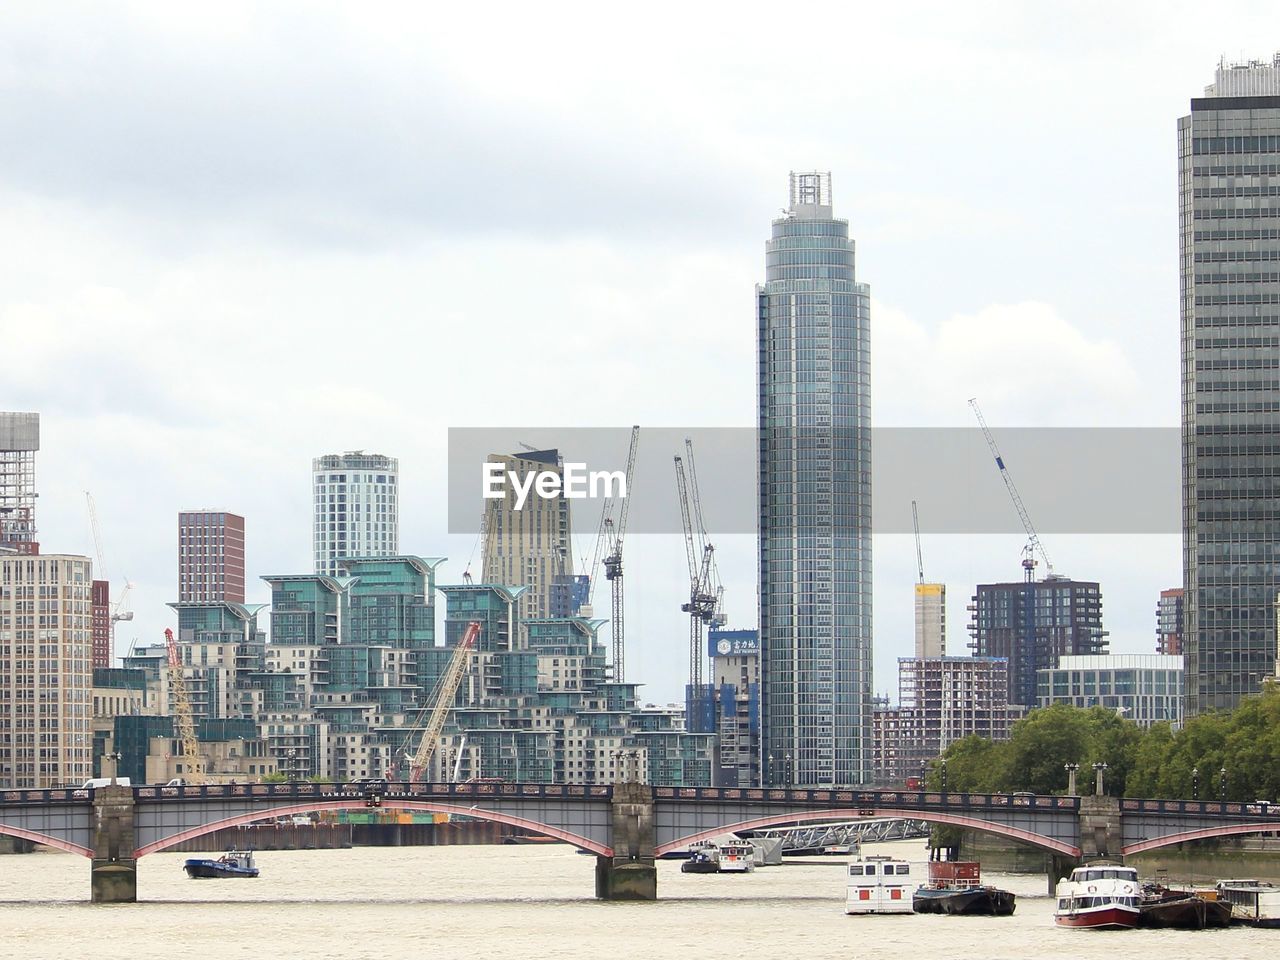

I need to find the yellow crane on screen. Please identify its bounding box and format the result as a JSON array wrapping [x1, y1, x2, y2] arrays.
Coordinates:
[[408, 620, 481, 782], [164, 627, 206, 784]]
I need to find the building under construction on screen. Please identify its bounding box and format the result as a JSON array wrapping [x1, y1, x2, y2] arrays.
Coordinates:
[[968, 576, 1108, 709], [0, 412, 39, 555]]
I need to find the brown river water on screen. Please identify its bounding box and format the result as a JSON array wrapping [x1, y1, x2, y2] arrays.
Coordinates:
[[0, 839, 1274, 960]]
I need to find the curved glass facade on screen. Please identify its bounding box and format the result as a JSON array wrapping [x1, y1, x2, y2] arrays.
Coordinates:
[[757, 173, 872, 786]]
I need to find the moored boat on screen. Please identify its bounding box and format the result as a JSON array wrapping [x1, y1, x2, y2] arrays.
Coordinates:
[[846, 855, 915, 915], [1215, 880, 1280, 927], [1137, 885, 1231, 929], [183, 848, 259, 879], [1053, 862, 1139, 929], [716, 841, 756, 873], [913, 861, 1016, 916]]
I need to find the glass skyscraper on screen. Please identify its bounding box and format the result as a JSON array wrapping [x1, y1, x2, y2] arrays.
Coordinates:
[[1179, 56, 1280, 715], [757, 172, 872, 786]]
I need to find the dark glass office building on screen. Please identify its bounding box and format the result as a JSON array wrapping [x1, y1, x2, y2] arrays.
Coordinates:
[[1179, 56, 1280, 715], [757, 172, 872, 785]]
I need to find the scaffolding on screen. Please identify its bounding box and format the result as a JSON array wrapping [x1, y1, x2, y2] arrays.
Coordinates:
[[0, 413, 39, 554]]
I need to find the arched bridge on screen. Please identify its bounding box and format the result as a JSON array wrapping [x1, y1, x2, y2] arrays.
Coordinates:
[[3, 780, 1280, 901]]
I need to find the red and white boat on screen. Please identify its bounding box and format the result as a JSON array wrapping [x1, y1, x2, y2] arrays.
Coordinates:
[[1054, 863, 1140, 929]]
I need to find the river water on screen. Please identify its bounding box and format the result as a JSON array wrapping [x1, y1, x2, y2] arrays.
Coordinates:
[[0, 840, 1274, 960]]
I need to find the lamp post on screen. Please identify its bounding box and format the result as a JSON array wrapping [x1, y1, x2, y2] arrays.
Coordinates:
[[1220, 767, 1228, 803], [286, 749, 298, 782], [767, 753, 774, 786], [1064, 762, 1079, 796], [940, 758, 948, 794], [1192, 767, 1199, 801], [784, 753, 794, 787], [920, 759, 928, 790], [1092, 761, 1108, 796]]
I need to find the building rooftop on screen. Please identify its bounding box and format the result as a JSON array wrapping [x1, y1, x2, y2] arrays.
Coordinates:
[[1205, 53, 1280, 97]]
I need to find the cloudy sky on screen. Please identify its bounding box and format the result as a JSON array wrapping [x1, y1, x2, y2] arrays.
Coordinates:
[[4, 2, 1275, 703]]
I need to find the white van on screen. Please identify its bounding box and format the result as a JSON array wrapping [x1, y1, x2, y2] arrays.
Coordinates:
[[81, 778, 131, 789]]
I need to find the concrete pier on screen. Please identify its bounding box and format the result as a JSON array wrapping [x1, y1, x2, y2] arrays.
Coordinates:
[[594, 781, 656, 900], [91, 785, 137, 903]]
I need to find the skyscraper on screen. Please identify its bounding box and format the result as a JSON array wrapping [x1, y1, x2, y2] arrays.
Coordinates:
[[312, 452, 399, 578], [1156, 587, 1184, 656], [1179, 55, 1280, 714], [0, 412, 39, 555], [178, 510, 246, 603], [481, 449, 574, 625], [757, 172, 872, 786]]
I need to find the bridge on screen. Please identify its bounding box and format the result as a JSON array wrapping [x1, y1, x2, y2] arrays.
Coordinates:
[[4, 779, 1280, 901]]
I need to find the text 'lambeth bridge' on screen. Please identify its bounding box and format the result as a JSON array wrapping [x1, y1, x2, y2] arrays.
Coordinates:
[[4, 779, 1280, 901]]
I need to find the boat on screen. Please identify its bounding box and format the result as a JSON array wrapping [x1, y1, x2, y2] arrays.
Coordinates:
[[913, 861, 1016, 916], [183, 849, 259, 879], [681, 848, 720, 874], [1053, 862, 1139, 929], [1137, 883, 1231, 929], [845, 855, 915, 914], [716, 841, 756, 873], [1215, 880, 1280, 927]]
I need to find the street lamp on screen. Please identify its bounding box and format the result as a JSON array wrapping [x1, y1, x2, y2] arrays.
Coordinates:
[[767, 753, 775, 786], [940, 758, 948, 794], [1192, 767, 1199, 801], [784, 753, 793, 787], [1220, 767, 1228, 802], [105, 751, 122, 786], [286, 749, 298, 782], [920, 759, 928, 789], [1064, 762, 1079, 796], [1092, 761, 1108, 796]]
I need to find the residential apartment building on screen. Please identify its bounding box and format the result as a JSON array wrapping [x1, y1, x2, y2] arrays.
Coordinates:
[[915, 582, 946, 657], [312, 452, 399, 578], [968, 576, 1108, 708], [1157, 587, 1184, 656], [758, 171, 873, 786], [481, 449, 575, 625], [0, 554, 94, 787], [178, 510, 246, 603]]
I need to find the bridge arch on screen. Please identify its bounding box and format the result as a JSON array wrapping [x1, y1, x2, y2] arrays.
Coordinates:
[[1125, 821, 1280, 856], [0, 823, 92, 858], [657, 807, 1080, 858], [134, 799, 612, 858]]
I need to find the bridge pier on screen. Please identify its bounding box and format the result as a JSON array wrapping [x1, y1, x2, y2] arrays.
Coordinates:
[[1079, 796, 1123, 860], [595, 782, 656, 901], [91, 785, 137, 903]]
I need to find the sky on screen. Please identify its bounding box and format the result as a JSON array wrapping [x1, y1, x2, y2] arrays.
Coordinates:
[[3, 2, 1275, 705]]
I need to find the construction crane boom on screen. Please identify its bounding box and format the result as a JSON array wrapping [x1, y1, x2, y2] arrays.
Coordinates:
[[912, 500, 924, 583], [969, 398, 1053, 578], [409, 620, 481, 782], [674, 441, 721, 701], [164, 628, 205, 785], [602, 425, 640, 681]]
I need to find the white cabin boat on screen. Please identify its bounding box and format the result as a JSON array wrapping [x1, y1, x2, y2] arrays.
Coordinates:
[[1054, 863, 1140, 929], [1216, 880, 1280, 927], [717, 841, 756, 873], [845, 855, 915, 914]]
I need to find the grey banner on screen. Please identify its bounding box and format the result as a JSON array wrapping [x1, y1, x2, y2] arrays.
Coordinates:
[[447, 427, 1179, 535]]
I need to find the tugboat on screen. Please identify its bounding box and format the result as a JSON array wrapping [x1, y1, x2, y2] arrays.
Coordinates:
[[1137, 882, 1231, 929], [183, 848, 260, 879], [681, 842, 720, 874], [1053, 862, 1139, 929], [913, 861, 1016, 916]]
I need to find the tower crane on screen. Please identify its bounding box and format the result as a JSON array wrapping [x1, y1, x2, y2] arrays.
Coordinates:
[[912, 499, 925, 584], [674, 440, 722, 700], [407, 620, 481, 782], [86, 492, 134, 661], [163, 627, 206, 785], [601, 426, 640, 682], [969, 398, 1054, 581]]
